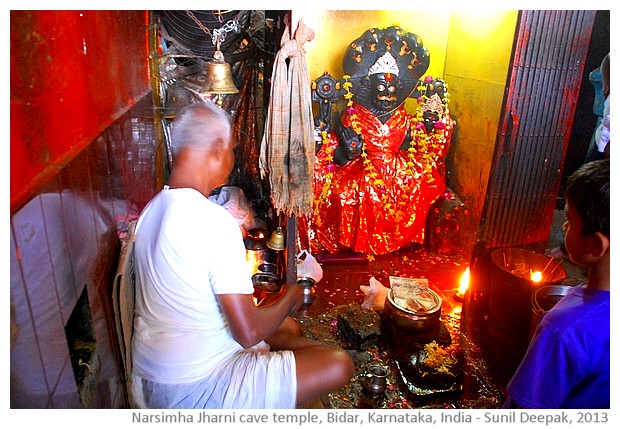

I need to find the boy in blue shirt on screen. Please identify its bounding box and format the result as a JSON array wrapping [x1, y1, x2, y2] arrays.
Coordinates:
[[505, 159, 610, 408]]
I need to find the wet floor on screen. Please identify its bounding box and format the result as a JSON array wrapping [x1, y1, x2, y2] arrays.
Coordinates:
[[288, 244, 500, 409], [286, 223, 587, 409]]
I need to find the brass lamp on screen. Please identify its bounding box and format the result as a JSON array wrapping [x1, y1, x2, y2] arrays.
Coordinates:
[[201, 37, 238, 106], [266, 227, 286, 251]]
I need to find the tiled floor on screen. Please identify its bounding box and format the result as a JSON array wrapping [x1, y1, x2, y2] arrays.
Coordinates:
[[289, 211, 587, 409]]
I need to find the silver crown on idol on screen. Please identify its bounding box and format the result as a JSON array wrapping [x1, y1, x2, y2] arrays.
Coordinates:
[[368, 52, 400, 76], [421, 93, 444, 115]]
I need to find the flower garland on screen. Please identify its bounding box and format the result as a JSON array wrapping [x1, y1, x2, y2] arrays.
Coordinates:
[[311, 76, 358, 227], [311, 75, 452, 227], [313, 130, 336, 227], [342, 75, 418, 222]]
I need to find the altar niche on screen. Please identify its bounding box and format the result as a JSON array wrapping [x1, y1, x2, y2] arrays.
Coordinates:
[[301, 25, 462, 257]]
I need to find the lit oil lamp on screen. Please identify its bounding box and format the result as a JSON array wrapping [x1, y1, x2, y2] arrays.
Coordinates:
[[455, 267, 470, 301], [530, 269, 543, 283]]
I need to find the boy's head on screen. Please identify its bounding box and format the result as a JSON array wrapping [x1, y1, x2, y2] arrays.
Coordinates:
[[564, 159, 610, 238], [563, 160, 610, 272]]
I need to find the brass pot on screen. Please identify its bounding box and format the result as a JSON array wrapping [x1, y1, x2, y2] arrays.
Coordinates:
[[364, 365, 389, 397], [530, 284, 572, 339], [297, 277, 316, 305], [383, 289, 442, 332]]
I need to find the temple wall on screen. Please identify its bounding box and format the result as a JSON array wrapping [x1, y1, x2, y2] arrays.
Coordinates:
[[10, 10, 157, 408]]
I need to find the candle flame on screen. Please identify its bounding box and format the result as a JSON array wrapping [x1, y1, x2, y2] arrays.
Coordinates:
[[530, 270, 543, 283], [458, 267, 470, 296]]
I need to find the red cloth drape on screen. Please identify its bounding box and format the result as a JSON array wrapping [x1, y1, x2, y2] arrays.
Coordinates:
[[304, 103, 453, 255]]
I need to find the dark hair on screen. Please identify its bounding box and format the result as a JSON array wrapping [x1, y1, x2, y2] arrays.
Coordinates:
[[565, 159, 610, 237]]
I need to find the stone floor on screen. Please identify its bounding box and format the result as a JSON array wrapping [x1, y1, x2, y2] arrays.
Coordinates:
[[285, 210, 587, 409], [291, 245, 501, 409]]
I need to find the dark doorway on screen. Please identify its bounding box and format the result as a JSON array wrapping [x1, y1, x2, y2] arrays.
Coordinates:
[[562, 10, 610, 195]]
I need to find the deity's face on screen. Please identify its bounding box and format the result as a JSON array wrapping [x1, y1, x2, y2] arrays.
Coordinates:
[[369, 73, 399, 112], [423, 110, 440, 133]]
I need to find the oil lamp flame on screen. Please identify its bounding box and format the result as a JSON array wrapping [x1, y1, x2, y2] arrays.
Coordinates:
[[456, 267, 470, 299], [530, 270, 543, 283]]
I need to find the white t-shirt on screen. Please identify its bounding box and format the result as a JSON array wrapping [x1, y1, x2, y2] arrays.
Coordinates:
[[132, 186, 254, 383]]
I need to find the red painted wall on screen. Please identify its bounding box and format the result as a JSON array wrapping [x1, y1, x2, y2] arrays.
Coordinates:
[[10, 10, 150, 213]]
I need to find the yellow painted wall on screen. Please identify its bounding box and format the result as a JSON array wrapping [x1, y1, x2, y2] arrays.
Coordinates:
[[443, 10, 519, 251], [302, 10, 519, 254]]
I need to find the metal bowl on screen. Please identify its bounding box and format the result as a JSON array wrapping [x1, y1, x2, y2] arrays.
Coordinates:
[[252, 272, 280, 292], [383, 289, 442, 332], [247, 228, 269, 242], [258, 262, 277, 275], [530, 284, 572, 338]]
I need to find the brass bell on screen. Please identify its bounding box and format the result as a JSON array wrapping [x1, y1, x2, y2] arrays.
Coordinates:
[[266, 227, 286, 251], [201, 50, 239, 96]]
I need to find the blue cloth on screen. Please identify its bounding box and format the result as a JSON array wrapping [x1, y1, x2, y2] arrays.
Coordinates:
[[506, 284, 609, 409], [589, 68, 604, 117]]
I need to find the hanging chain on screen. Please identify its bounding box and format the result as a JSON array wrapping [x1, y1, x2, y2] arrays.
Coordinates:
[[185, 10, 240, 47], [213, 20, 240, 46], [185, 10, 212, 37]]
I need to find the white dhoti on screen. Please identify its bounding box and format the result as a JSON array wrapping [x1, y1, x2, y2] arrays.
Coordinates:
[[132, 343, 296, 409]]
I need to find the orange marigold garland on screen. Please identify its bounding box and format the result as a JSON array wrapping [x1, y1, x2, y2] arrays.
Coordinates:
[[313, 130, 336, 227], [312, 75, 452, 228], [341, 76, 421, 222]]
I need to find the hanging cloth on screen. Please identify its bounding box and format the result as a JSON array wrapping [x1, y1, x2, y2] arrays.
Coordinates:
[[259, 19, 315, 217]]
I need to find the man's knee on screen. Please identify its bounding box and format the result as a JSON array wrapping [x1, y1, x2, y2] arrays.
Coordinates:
[[280, 316, 302, 337], [332, 349, 355, 381]]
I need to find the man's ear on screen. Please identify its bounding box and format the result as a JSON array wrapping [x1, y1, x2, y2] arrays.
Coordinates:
[[210, 137, 226, 160], [590, 231, 610, 259]]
